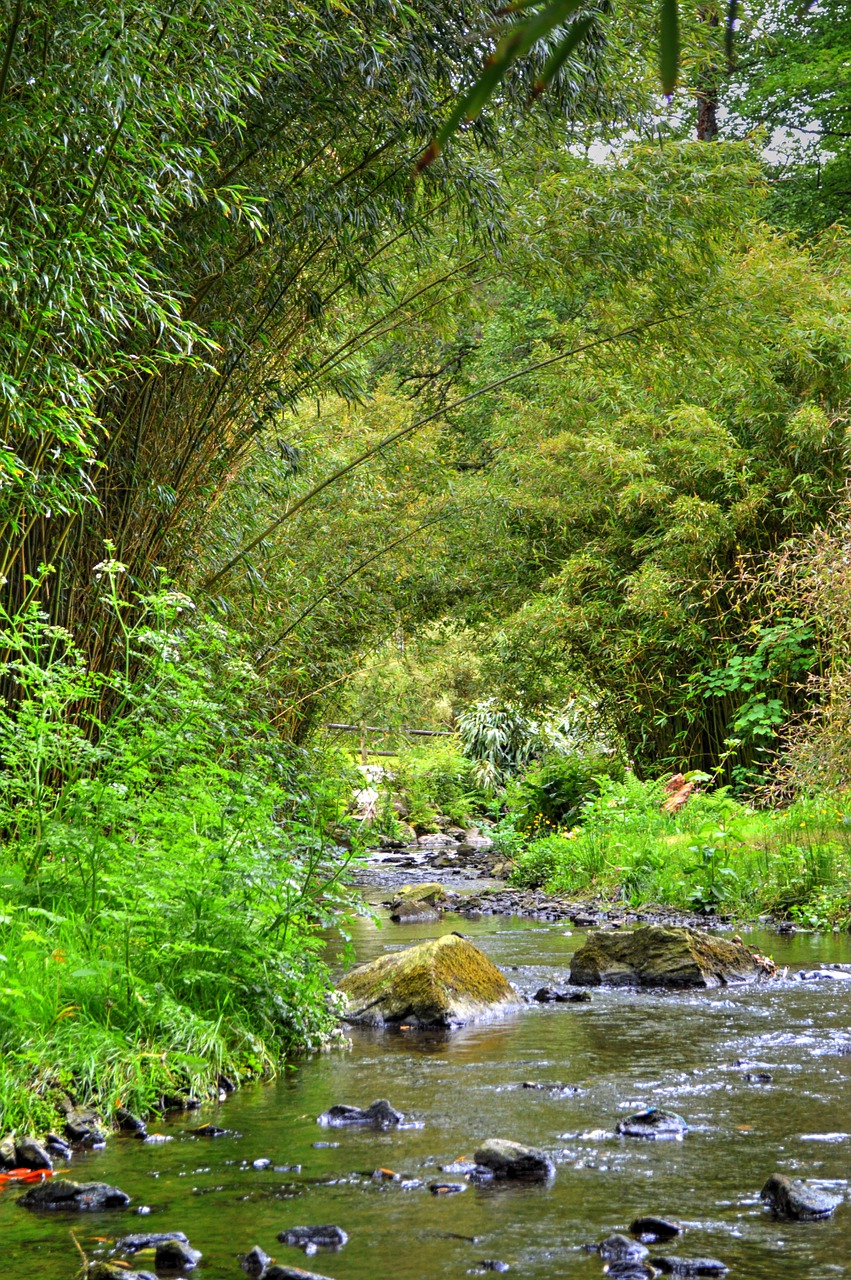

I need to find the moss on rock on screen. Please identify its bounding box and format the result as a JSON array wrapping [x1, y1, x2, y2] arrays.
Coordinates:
[[569, 926, 776, 989], [337, 932, 517, 1027], [394, 883, 449, 906]]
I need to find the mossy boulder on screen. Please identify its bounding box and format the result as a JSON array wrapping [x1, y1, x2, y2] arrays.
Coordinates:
[[569, 926, 775, 989], [337, 933, 517, 1027], [389, 883, 451, 923], [394, 882, 449, 906]]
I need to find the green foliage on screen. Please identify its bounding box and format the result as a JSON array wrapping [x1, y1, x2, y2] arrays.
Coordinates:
[[511, 775, 851, 920], [0, 576, 360, 1132], [387, 742, 488, 830], [730, 0, 851, 234], [458, 700, 546, 790], [507, 750, 625, 836]]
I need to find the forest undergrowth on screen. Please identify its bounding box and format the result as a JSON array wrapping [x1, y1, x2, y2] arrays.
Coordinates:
[[0, 568, 362, 1134]]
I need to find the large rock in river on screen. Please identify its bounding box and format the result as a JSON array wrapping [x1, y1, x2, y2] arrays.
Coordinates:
[[337, 932, 517, 1027], [18, 1178, 130, 1212], [569, 926, 775, 989]]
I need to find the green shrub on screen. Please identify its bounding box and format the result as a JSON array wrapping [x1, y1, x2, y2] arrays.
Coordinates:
[[507, 750, 626, 835], [391, 741, 489, 828], [0, 572, 359, 1132]]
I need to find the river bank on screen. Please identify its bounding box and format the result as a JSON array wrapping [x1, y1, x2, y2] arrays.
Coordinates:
[[360, 832, 841, 936]]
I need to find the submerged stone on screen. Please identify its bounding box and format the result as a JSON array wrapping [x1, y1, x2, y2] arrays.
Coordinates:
[[155, 1238, 201, 1269], [616, 1109, 688, 1140], [630, 1216, 681, 1243], [473, 1138, 555, 1182], [390, 899, 440, 923], [598, 1234, 649, 1263], [650, 1258, 729, 1276], [278, 1225, 349, 1249], [570, 926, 775, 989], [240, 1246, 272, 1276], [760, 1173, 840, 1220], [18, 1179, 130, 1212], [336, 932, 517, 1027], [117, 1232, 189, 1253], [317, 1100, 403, 1128]]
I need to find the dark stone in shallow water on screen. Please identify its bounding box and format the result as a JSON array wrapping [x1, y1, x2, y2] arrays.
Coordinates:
[[18, 1179, 130, 1212], [473, 1139, 555, 1182], [116, 1108, 147, 1137], [532, 986, 590, 1003], [240, 1246, 271, 1276], [630, 1216, 681, 1243], [15, 1136, 53, 1170], [616, 1109, 688, 1140], [650, 1258, 729, 1276], [117, 1232, 189, 1254], [46, 1132, 72, 1158], [429, 1181, 468, 1194], [64, 1106, 107, 1146], [155, 1239, 201, 1270], [598, 1234, 649, 1264], [317, 1100, 403, 1129], [605, 1265, 656, 1280], [192, 1123, 230, 1138], [760, 1173, 840, 1220], [278, 1226, 348, 1249]]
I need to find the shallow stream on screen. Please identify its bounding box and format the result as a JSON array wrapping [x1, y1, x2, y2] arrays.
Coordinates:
[[3, 910, 851, 1279]]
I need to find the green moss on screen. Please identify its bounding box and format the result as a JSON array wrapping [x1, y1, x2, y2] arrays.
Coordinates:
[[569, 925, 775, 989], [337, 933, 516, 1026]]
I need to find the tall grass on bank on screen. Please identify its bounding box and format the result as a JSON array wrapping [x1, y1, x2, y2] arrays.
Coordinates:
[[511, 773, 851, 926], [0, 567, 360, 1134]]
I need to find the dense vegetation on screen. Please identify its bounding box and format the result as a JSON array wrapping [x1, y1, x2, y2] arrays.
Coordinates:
[[2, 0, 851, 1135]]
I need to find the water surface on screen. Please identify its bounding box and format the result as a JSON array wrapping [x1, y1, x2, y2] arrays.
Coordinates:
[[3, 912, 850, 1279]]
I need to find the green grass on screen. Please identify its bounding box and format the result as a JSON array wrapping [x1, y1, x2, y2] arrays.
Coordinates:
[[510, 774, 851, 926], [0, 585, 361, 1136]]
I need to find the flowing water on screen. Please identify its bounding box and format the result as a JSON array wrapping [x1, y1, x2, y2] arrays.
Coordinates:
[[3, 908, 851, 1279]]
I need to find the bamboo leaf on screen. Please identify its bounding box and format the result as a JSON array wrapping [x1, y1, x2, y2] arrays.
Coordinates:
[[532, 14, 596, 98], [426, 0, 586, 162]]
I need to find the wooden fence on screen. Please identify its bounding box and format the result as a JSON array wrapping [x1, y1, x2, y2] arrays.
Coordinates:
[[324, 721, 454, 762]]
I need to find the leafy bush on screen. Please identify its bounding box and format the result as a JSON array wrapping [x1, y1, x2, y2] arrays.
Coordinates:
[[457, 700, 544, 790], [511, 833, 578, 888], [390, 742, 489, 829], [0, 572, 359, 1132], [507, 750, 625, 835]]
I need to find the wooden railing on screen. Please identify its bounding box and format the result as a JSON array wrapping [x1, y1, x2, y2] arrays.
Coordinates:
[[324, 721, 454, 761]]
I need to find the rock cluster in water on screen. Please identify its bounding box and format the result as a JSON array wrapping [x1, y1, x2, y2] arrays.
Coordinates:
[[18, 1178, 131, 1212]]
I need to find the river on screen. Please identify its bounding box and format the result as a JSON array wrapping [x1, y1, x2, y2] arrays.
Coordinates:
[[2, 907, 851, 1279]]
